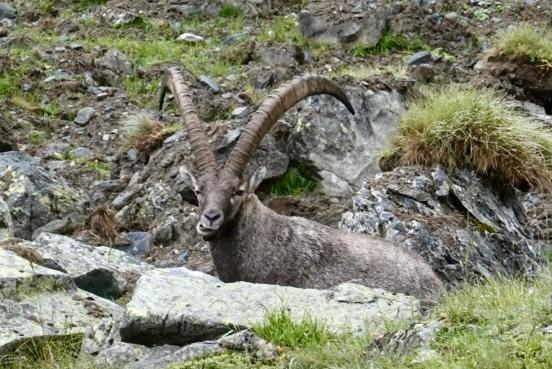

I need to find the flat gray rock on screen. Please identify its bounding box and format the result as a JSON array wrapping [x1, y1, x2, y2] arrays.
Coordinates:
[[120, 267, 420, 346], [32, 233, 153, 299], [0, 249, 123, 355], [74, 107, 96, 126]]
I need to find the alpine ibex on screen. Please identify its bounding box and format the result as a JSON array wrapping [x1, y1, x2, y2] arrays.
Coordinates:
[[160, 67, 443, 307]]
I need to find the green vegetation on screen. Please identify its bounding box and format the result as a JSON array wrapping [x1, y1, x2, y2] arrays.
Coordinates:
[[0, 335, 90, 369], [84, 160, 111, 178], [384, 84, 552, 190], [493, 23, 552, 68], [77, 0, 109, 10], [261, 164, 319, 197], [348, 29, 428, 58], [219, 3, 242, 18], [28, 130, 46, 145], [252, 308, 335, 348], [337, 62, 409, 80]]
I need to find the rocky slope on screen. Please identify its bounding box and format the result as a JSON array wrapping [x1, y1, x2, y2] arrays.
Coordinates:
[[0, 0, 551, 367]]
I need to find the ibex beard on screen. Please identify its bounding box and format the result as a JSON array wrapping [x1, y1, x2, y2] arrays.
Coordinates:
[[161, 67, 444, 309]]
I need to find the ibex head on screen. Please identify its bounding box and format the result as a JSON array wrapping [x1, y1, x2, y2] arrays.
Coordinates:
[[160, 67, 354, 238]]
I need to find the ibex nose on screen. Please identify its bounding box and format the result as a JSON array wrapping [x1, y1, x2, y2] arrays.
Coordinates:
[[203, 210, 221, 223]]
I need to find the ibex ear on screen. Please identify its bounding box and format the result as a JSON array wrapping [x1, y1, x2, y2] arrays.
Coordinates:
[[248, 166, 267, 192], [179, 166, 198, 190]]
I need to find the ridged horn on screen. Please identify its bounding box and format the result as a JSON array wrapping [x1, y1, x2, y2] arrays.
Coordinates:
[[223, 75, 355, 177], [159, 67, 217, 173]]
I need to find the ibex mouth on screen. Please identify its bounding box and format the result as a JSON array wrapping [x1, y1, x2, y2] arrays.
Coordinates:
[[197, 223, 217, 237]]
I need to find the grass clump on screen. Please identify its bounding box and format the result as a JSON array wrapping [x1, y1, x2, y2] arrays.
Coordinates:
[[84, 160, 111, 179], [337, 62, 409, 80], [253, 308, 335, 349], [349, 29, 428, 58], [121, 112, 179, 153], [0, 335, 91, 369], [385, 84, 552, 190], [493, 23, 552, 68], [28, 130, 46, 145], [219, 3, 242, 18], [261, 164, 319, 197]]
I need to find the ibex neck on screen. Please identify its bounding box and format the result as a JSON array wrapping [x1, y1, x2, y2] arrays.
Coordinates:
[[207, 195, 280, 283]]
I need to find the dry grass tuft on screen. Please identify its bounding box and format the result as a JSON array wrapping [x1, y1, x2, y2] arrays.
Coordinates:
[[384, 84, 552, 191], [121, 112, 178, 153], [87, 204, 119, 244]]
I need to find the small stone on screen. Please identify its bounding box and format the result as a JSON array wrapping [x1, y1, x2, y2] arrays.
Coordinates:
[[231, 106, 248, 118], [102, 134, 110, 141], [177, 32, 204, 43], [543, 325, 552, 334], [127, 148, 139, 161], [45, 160, 67, 171], [255, 72, 274, 90], [69, 42, 83, 50], [223, 32, 249, 45], [351, 2, 364, 13], [74, 107, 96, 126], [1, 17, 15, 28], [445, 12, 458, 19], [163, 131, 184, 146], [119, 231, 152, 257], [0, 3, 16, 20], [199, 75, 221, 93], [0, 36, 14, 48], [112, 12, 136, 27], [70, 146, 94, 159], [54, 46, 66, 53], [407, 51, 432, 66], [44, 69, 74, 83]]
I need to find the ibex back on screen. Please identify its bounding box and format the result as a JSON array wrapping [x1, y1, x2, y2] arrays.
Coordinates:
[[160, 67, 443, 307]]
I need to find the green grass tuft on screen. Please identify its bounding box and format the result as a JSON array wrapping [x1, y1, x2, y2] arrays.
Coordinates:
[[349, 29, 428, 57], [385, 84, 552, 190], [262, 165, 319, 197], [29, 130, 46, 145], [84, 160, 111, 179], [493, 23, 552, 68], [219, 3, 242, 18], [252, 308, 335, 349], [0, 335, 90, 369]]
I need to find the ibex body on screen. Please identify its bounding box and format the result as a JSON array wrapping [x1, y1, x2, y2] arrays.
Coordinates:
[[160, 68, 443, 307]]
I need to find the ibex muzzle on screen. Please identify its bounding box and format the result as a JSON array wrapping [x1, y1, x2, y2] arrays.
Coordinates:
[[160, 67, 443, 308]]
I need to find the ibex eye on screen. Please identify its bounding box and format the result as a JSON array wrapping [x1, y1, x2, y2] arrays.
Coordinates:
[[233, 190, 244, 197], [195, 189, 203, 196]]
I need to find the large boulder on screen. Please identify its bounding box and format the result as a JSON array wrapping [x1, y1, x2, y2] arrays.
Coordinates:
[[0, 248, 124, 355], [288, 86, 404, 196], [298, 0, 391, 46], [0, 152, 86, 240], [29, 233, 154, 299], [340, 166, 545, 285], [119, 267, 420, 346]]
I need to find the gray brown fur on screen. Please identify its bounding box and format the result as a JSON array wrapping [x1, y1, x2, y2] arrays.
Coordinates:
[[162, 68, 443, 308], [210, 194, 442, 306]]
